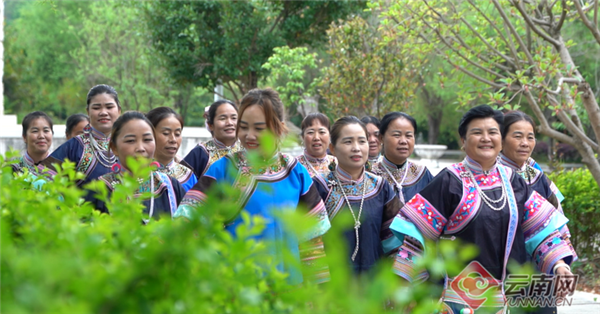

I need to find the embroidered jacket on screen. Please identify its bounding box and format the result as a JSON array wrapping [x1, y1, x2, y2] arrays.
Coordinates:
[[390, 157, 576, 308], [296, 151, 337, 179], [85, 170, 185, 219], [175, 150, 331, 285], [157, 159, 198, 192], [370, 156, 433, 204], [313, 165, 402, 274], [48, 125, 115, 186], [183, 138, 243, 179]]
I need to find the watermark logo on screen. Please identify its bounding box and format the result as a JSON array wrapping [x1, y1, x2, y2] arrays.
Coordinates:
[[505, 273, 579, 307], [450, 261, 502, 310], [450, 261, 579, 310]]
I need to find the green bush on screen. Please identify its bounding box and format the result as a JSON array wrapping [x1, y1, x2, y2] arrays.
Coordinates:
[[1, 151, 478, 313], [548, 168, 600, 259]]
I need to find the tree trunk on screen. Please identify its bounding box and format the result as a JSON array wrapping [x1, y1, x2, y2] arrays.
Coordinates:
[[427, 113, 441, 144]]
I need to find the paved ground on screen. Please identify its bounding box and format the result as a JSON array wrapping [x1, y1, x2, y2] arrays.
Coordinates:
[[558, 291, 600, 314]]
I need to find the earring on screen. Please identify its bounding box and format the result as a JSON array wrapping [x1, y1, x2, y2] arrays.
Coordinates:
[[460, 146, 465, 151], [150, 161, 161, 170], [111, 163, 122, 174]]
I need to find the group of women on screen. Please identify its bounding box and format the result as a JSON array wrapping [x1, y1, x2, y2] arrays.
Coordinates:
[[10, 84, 577, 313]]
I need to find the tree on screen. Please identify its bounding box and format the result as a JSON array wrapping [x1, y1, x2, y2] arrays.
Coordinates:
[[262, 46, 320, 119], [142, 0, 365, 102], [319, 12, 421, 118], [382, 0, 600, 187]]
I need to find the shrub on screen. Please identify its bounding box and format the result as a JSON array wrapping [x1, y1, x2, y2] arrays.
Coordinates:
[[548, 168, 600, 259], [1, 148, 478, 313]]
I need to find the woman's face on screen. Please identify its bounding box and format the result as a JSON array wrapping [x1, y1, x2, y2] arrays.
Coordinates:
[[461, 117, 502, 168], [330, 123, 369, 174], [66, 120, 89, 140], [302, 120, 330, 158], [87, 93, 121, 136], [365, 123, 381, 158], [24, 118, 53, 157], [238, 105, 267, 151], [111, 119, 156, 171], [382, 118, 415, 165], [208, 104, 238, 144], [154, 116, 183, 165], [502, 120, 535, 167]]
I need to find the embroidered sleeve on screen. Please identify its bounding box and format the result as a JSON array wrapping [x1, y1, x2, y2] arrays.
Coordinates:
[[380, 181, 402, 256], [297, 165, 331, 284], [522, 190, 577, 274], [389, 170, 458, 282]]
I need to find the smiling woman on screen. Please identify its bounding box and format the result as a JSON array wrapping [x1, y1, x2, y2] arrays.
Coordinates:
[[175, 88, 331, 285], [297, 113, 336, 179], [11, 111, 57, 186], [390, 105, 577, 313], [183, 100, 243, 178], [46, 84, 122, 186], [312, 116, 402, 277], [84, 111, 185, 221]]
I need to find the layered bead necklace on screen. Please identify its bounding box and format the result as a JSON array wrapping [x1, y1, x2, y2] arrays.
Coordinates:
[[85, 125, 116, 168], [335, 170, 367, 261], [462, 162, 507, 211]]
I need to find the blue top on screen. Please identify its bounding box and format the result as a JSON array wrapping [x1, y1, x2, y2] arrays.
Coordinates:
[[175, 151, 331, 285]]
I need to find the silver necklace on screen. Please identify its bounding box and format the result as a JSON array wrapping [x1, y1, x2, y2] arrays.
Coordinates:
[[335, 172, 368, 261], [142, 172, 155, 224], [382, 161, 409, 204], [463, 165, 507, 211], [88, 133, 117, 168]]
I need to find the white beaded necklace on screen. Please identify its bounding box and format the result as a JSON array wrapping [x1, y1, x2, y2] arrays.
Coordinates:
[[462, 164, 507, 211], [88, 132, 116, 168], [382, 160, 409, 203], [335, 171, 367, 261]]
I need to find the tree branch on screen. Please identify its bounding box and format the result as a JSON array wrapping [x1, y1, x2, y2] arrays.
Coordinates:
[[511, 0, 562, 48], [573, 0, 600, 45], [523, 90, 576, 145], [417, 34, 505, 89], [450, 1, 516, 67], [492, 0, 536, 65], [578, 81, 600, 146], [556, 0, 567, 32], [555, 108, 600, 151]]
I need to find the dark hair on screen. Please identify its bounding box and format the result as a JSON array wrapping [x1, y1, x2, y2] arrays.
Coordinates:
[[146, 107, 184, 130], [330, 116, 368, 146], [86, 84, 120, 109], [379, 112, 417, 137], [206, 100, 238, 126], [360, 116, 380, 129], [65, 114, 89, 136], [301, 113, 330, 136], [22, 111, 54, 137], [110, 111, 155, 149], [458, 105, 504, 139], [238, 88, 288, 137], [502, 110, 536, 140]]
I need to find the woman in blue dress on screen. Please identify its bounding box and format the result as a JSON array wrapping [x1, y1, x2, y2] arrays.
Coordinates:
[[312, 116, 402, 275], [183, 100, 243, 178], [12, 111, 57, 189], [296, 113, 337, 179], [47, 85, 122, 186], [146, 107, 197, 192], [85, 111, 185, 221], [175, 88, 330, 285], [370, 112, 434, 205], [391, 105, 576, 313]]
